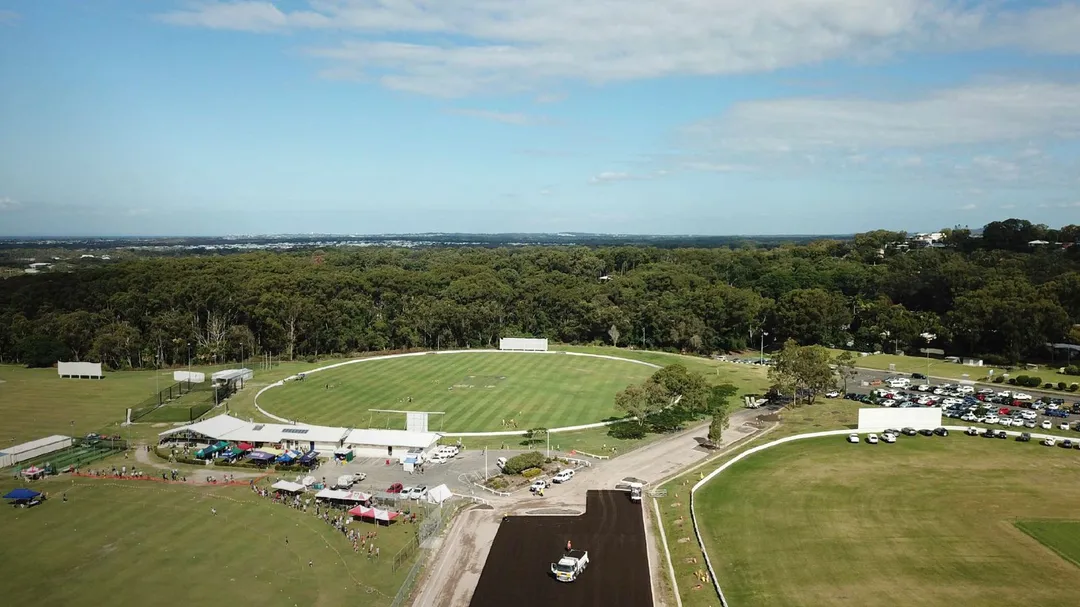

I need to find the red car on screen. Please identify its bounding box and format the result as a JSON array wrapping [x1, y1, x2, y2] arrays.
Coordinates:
[[386, 482, 404, 493], [999, 407, 1011, 415]]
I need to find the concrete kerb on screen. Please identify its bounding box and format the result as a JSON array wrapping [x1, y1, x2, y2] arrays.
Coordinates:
[[686, 424, 1066, 607], [252, 348, 660, 434]]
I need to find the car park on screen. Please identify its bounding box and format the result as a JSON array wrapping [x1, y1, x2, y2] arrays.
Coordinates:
[[847, 433, 860, 443], [867, 434, 879, 444]]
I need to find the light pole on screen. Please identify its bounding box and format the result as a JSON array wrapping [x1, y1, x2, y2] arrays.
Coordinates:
[[760, 331, 769, 364], [921, 332, 937, 379]]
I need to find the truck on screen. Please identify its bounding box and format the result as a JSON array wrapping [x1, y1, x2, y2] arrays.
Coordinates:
[[550, 550, 589, 582], [629, 482, 643, 503]]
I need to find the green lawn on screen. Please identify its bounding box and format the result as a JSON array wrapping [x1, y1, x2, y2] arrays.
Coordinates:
[[1015, 520, 1080, 568], [0, 363, 259, 445], [560, 345, 771, 393], [690, 436, 1080, 607], [0, 474, 422, 606], [259, 351, 657, 431]]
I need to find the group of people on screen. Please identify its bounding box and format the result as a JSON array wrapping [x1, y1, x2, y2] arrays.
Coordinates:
[[76, 465, 190, 483], [249, 482, 384, 560]]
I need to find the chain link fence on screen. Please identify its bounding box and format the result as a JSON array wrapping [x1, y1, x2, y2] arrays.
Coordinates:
[[388, 499, 465, 607]]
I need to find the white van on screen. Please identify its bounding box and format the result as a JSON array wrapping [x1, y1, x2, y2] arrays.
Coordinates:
[[435, 445, 459, 459], [495, 457, 508, 470], [552, 469, 575, 484]]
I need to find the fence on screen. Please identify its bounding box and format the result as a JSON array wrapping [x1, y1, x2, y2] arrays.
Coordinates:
[[10, 438, 128, 473], [129, 380, 238, 423], [388, 500, 464, 607]]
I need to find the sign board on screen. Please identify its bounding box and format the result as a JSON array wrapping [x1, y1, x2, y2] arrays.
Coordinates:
[[919, 348, 946, 356], [173, 371, 206, 383], [57, 361, 103, 379], [499, 338, 549, 351], [858, 408, 942, 432], [406, 412, 429, 433]]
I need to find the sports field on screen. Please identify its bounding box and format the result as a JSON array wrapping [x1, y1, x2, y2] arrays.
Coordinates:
[[258, 352, 656, 431], [693, 436, 1080, 606], [0, 474, 420, 606], [1014, 520, 1080, 568]]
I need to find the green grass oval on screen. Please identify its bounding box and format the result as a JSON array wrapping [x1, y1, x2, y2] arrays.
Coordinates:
[[259, 352, 656, 432]]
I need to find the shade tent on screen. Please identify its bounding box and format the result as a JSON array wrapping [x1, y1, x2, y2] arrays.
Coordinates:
[[236, 443, 253, 451], [3, 488, 41, 500], [425, 484, 453, 505], [298, 451, 319, 465], [349, 506, 400, 522], [247, 451, 276, 462], [316, 489, 371, 502], [259, 447, 285, 456], [271, 480, 305, 493], [22, 466, 46, 479]]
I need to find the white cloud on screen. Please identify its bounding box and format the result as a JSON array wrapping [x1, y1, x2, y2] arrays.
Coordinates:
[[959, 203, 978, 211], [1000, 204, 1016, 209], [589, 171, 633, 184], [686, 80, 1080, 152], [681, 161, 756, 173], [445, 108, 548, 125], [0, 196, 21, 211], [1059, 201, 1080, 208], [157, 1, 1080, 96]]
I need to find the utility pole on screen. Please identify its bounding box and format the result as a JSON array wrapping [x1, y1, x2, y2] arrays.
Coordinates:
[[546, 431, 550, 458], [760, 331, 769, 364]]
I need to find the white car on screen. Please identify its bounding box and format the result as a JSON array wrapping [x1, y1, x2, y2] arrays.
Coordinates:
[[985, 415, 1000, 424], [847, 433, 860, 444], [961, 413, 976, 422], [917, 384, 932, 392], [999, 417, 1013, 427], [882, 433, 897, 443], [1047, 403, 1060, 411], [957, 386, 975, 395], [408, 486, 428, 500], [552, 469, 575, 483], [998, 391, 1012, 399], [1025, 420, 1037, 428], [1043, 437, 1057, 447], [401, 486, 414, 497], [867, 434, 879, 444], [825, 391, 841, 398], [1041, 420, 1053, 430], [428, 453, 449, 464], [1021, 410, 1037, 420], [882, 399, 896, 407], [1061, 423, 1071, 431], [1014, 393, 1033, 401], [965, 426, 979, 436], [530, 479, 548, 493]]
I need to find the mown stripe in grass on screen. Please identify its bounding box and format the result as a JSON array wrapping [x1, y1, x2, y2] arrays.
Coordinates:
[[1015, 520, 1080, 569]]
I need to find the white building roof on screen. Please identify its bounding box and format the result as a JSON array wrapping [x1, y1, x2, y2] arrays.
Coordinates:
[[212, 368, 252, 381], [158, 414, 250, 438], [344, 428, 440, 449], [271, 480, 305, 493], [0, 435, 71, 456], [223, 422, 348, 445]]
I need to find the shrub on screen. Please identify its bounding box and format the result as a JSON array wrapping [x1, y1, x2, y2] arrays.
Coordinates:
[[1065, 365, 1080, 376], [1016, 375, 1029, 385], [993, 375, 1005, 383], [982, 354, 1012, 367], [1008, 377, 1017, 385], [1058, 382, 1068, 390], [608, 421, 647, 440], [485, 477, 509, 490], [503, 451, 545, 475], [521, 467, 543, 479], [1071, 383, 1079, 392], [1026, 376, 1043, 388]]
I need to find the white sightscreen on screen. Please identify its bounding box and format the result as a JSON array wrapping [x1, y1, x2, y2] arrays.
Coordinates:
[[173, 371, 206, 383], [858, 408, 942, 431], [499, 338, 549, 351], [406, 412, 429, 433], [57, 362, 103, 378]]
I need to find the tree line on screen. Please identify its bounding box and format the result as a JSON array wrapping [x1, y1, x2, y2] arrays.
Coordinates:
[[1, 217, 1078, 369]]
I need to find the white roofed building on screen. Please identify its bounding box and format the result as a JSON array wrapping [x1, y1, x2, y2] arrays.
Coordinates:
[[343, 428, 441, 459], [156, 414, 397, 454]]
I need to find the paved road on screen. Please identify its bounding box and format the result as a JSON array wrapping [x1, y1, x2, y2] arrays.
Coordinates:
[[410, 405, 773, 607]]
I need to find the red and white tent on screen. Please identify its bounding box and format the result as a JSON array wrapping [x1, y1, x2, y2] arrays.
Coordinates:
[[348, 506, 400, 522]]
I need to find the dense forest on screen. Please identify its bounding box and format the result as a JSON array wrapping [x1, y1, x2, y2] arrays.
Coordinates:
[[1, 219, 1078, 370]]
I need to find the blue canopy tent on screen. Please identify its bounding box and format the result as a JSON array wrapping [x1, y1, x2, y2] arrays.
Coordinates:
[[297, 451, 319, 467], [4, 488, 41, 500], [276, 452, 296, 463], [247, 451, 276, 462]]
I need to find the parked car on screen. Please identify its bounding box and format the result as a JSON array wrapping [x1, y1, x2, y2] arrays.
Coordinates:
[[1047, 409, 1069, 419], [530, 479, 548, 493], [847, 433, 860, 444], [400, 486, 414, 497], [934, 427, 949, 436], [901, 427, 917, 436], [825, 391, 841, 398], [996, 430, 1008, 439], [882, 433, 897, 444], [408, 486, 428, 500], [981, 428, 997, 438], [552, 469, 575, 483], [867, 434, 879, 444], [386, 482, 404, 493], [1061, 423, 1072, 431], [1041, 420, 1053, 430], [1043, 437, 1057, 447], [965, 426, 979, 436], [912, 373, 927, 380], [1017, 432, 1031, 442], [919, 428, 934, 437], [1061, 440, 1074, 449]]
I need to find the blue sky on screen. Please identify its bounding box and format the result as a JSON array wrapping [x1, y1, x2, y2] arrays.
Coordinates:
[[1, 1, 1079, 237]]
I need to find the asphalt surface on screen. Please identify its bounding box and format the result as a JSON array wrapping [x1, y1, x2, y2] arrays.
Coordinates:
[[468, 490, 652, 607]]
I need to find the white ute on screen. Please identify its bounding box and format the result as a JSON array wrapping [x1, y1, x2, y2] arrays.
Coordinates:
[[552, 469, 575, 484], [551, 550, 589, 582]]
